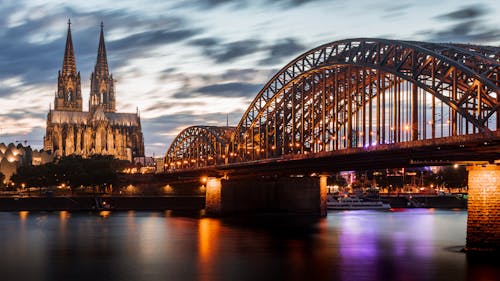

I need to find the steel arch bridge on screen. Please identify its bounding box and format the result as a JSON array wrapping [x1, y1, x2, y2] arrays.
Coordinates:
[[165, 38, 500, 171], [165, 126, 234, 169]]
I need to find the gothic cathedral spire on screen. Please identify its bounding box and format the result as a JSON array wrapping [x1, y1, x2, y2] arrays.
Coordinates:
[[55, 19, 82, 111], [89, 21, 116, 113]]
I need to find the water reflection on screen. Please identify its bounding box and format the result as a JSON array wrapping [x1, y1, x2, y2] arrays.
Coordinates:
[[198, 218, 220, 281], [0, 210, 497, 281]]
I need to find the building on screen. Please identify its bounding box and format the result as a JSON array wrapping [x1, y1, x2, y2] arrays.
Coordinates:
[[43, 21, 144, 161], [0, 143, 53, 182]]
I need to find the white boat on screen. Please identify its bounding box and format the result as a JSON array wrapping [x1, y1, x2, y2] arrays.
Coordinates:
[[327, 195, 390, 210]]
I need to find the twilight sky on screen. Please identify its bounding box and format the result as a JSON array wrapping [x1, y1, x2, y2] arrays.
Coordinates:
[[1, 0, 500, 157]]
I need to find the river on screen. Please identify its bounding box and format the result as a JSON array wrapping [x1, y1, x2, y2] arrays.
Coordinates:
[[0, 209, 497, 281]]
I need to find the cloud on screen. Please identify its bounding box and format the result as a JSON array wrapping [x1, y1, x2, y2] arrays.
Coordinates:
[[259, 37, 306, 65], [109, 29, 199, 51], [189, 37, 220, 47], [204, 39, 261, 63], [178, 0, 325, 10], [427, 5, 500, 44], [195, 82, 261, 98], [436, 6, 488, 21]]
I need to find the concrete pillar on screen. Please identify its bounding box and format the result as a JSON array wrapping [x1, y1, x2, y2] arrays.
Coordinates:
[[204, 176, 326, 216], [205, 177, 222, 216], [466, 165, 500, 252]]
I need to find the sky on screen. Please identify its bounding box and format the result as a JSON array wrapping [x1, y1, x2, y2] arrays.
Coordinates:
[[1, 0, 500, 157]]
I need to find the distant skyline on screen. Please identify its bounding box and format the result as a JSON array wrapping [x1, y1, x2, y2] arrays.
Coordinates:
[[1, 0, 500, 156]]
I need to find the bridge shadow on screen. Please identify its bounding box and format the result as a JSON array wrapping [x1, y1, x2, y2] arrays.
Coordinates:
[[217, 212, 322, 239]]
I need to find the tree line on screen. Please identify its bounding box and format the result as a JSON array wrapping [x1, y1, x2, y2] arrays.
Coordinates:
[[9, 155, 131, 191]]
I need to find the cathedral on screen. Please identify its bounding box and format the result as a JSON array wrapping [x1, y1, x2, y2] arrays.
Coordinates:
[[43, 21, 144, 161]]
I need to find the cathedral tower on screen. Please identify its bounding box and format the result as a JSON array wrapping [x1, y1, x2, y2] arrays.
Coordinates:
[[54, 19, 82, 111], [89, 22, 116, 113], [44, 20, 144, 161]]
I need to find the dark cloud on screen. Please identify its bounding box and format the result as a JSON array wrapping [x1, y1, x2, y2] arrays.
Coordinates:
[[145, 101, 206, 112], [204, 39, 261, 63], [427, 6, 500, 44], [189, 37, 220, 47], [188, 37, 263, 63], [196, 82, 261, 98], [436, 6, 488, 21], [109, 29, 199, 51], [182, 0, 326, 10], [259, 38, 306, 65]]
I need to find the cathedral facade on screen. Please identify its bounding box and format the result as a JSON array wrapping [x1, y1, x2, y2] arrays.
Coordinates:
[[44, 21, 144, 161]]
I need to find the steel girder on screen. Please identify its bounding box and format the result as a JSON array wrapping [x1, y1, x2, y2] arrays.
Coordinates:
[[165, 126, 233, 170], [232, 38, 500, 162]]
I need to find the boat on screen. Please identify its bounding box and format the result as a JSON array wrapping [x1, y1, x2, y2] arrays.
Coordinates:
[[327, 195, 390, 210], [93, 197, 114, 210]]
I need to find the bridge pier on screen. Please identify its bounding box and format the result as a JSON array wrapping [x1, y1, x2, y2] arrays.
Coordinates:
[[466, 165, 500, 252], [205, 175, 327, 216]]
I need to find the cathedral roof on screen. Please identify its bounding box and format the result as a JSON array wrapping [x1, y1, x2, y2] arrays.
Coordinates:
[[49, 110, 140, 126], [91, 107, 108, 122]]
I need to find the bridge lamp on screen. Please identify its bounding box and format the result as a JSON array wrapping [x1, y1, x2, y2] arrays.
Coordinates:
[[200, 176, 207, 184]]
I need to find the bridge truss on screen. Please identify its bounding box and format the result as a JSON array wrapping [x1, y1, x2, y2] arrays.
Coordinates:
[[165, 38, 500, 171], [165, 126, 233, 170]]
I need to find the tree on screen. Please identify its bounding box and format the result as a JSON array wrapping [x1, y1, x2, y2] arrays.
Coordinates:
[[11, 155, 128, 192]]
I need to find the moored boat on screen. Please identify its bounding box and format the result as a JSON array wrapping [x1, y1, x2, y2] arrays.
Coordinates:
[[327, 195, 390, 210]]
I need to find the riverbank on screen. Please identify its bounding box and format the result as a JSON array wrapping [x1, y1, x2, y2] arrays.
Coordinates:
[[0, 194, 467, 211], [0, 196, 205, 211]]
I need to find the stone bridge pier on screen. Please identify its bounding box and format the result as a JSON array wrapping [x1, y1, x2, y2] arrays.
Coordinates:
[[466, 165, 500, 252], [205, 175, 327, 216]]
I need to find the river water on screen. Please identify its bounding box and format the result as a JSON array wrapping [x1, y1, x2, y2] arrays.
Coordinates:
[[0, 209, 497, 281]]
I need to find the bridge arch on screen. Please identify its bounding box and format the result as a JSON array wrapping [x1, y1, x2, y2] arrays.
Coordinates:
[[232, 38, 500, 161], [165, 126, 234, 170]]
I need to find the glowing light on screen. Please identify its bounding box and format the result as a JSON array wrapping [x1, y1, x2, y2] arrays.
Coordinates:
[[163, 184, 174, 194], [99, 211, 111, 217], [19, 211, 29, 220]]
